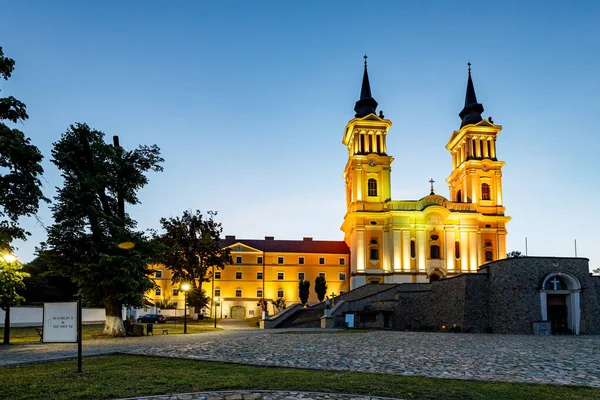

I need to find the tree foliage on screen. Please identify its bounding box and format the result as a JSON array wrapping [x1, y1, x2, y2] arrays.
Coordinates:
[[0, 46, 46, 253], [186, 287, 210, 311], [154, 210, 232, 292], [272, 297, 286, 313], [0, 258, 29, 311], [45, 123, 163, 335], [298, 279, 310, 305], [315, 275, 327, 302], [18, 251, 78, 304]]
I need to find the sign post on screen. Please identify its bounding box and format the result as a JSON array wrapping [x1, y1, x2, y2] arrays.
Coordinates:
[[42, 298, 82, 372]]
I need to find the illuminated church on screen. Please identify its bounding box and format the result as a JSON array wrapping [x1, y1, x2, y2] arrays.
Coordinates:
[[341, 59, 510, 288]]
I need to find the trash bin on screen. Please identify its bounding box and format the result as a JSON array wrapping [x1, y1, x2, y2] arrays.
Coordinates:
[[146, 323, 153, 336]]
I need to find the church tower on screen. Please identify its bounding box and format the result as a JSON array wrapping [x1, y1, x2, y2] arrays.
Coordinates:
[[341, 57, 393, 287], [445, 64, 509, 262]]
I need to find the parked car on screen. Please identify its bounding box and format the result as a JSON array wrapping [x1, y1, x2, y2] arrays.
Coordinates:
[[137, 314, 166, 324]]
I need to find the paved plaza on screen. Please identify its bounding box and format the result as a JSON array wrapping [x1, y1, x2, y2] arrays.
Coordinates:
[[2, 323, 600, 390]]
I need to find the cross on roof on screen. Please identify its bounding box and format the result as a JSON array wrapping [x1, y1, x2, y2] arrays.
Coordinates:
[[429, 178, 435, 195]]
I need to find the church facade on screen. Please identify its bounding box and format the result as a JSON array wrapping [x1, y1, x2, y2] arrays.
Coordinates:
[[342, 61, 510, 289]]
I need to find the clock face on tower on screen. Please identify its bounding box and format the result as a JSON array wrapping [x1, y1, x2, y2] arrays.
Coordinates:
[[368, 159, 377, 167]]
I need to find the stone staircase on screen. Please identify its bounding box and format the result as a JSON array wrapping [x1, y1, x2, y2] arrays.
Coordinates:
[[276, 308, 323, 328]]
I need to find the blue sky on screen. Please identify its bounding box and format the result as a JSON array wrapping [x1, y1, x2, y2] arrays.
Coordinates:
[[2, 1, 599, 272]]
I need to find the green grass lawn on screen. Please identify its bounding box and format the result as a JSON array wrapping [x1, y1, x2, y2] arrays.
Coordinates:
[[0, 319, 220, 344], [244, 316, 261, 328], [1, 354, 598, 400]]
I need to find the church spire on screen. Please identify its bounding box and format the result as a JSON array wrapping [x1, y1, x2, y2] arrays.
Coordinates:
[[458, 62, 484, 128], [354, 55, 378, 118]]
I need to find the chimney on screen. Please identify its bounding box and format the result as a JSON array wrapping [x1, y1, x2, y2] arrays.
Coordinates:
[[225, 235, 235, 240], [264, 236, 274, 240], [303, 237, 313, 241]]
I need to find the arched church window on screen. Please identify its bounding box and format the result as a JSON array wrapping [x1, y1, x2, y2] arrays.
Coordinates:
[[481, 183, 490, 200], [485, 250, 493, 262], [369, 238, 379, 260], [429, 273, 441, 282], [455, 241, 460, 259], [367, 179, 377, 196], [544, 275, 567, 291], [410, 240, 416, 258], [456, 190, 462, 203], [430, 245, 440, 259]]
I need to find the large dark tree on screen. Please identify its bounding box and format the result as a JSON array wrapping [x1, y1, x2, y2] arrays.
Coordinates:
[[154, 210, 232, 309], [0, 47, 46, 252], [46, 123, 163, 336], [0, 46, 46, 344]]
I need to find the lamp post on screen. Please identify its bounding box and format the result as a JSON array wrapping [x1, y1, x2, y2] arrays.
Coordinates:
[[214, 296, 218, 328], [181, 283, 191, 334], [219, 298, 223, 319]]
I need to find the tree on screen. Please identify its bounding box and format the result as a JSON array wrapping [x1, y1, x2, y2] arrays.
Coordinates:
[[46, 123, 163, 336], [0, 257, 29, 344], [154, 210, 232, 307], [186, 287, 210, 311], [315, 275, 327, 302], [0, 46, 47, 253], [18, 251, 78, 304], [298, 279, 310, 306], [271, 298, 286, 313], [506, 251, 524, 258]]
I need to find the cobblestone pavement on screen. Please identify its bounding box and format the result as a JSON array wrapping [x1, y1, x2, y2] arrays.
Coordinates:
[[120, 390, 401, 400], [127, 331, 600, 388], [3, 328, 600, 390]]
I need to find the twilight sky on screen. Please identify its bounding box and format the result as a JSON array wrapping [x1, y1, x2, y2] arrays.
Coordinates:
[[2, 1, 599, 272]]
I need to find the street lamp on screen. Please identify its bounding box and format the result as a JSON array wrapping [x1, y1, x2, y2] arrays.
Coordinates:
[[219, 297, 223, 319], [180, 283, 191, 334], [214, 296, 218, 328]]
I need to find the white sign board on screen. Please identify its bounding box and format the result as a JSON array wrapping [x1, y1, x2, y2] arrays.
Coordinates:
[[345, 314, 355, 328], [43, 302, 77, 343]]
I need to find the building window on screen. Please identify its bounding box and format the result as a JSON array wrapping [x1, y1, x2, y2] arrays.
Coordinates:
[[154, 270, 162, 278], [155, 287, 161, 296], [214, 289, 221, 297], [410, 240, 416, 258], [236, 271, 242, 280], [214, 271, 221, 279], [256, 289, 263, 298], [235, 289, 242, 298], [339, 257, 345, 265], [319, 257, 325, 265], [298, 272, 305, 281], [456, 190, 462, 203], [339, 272, 346, 281], [172, 288, 179, 296], [277, 272, 284, 280], [278, 256, 284, 264], [481, 183, 491, 200], [430, 245, 440, 259], [485, 250, 493, 262], [298, 257, 305, 265], [257, 256, 263, 264], [368, 178, 377, 196], [256, 271, 263, 280], [455, 241, 460, 259], [236, 256, 242, 264], [277, 289, 284, 298], [318, 272, 326, 278], [370, 248, 379, 260]]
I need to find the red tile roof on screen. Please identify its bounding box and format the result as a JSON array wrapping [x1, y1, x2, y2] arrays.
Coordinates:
[[220, 237, 349, 254]]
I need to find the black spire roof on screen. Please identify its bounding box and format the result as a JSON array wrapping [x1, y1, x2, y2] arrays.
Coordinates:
[[459, 62, 484, 128], [354, 55, 378, 118]]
